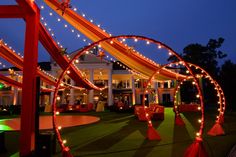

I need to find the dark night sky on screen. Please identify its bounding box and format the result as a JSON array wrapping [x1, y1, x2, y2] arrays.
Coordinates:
[[0, 0, 236, 67]]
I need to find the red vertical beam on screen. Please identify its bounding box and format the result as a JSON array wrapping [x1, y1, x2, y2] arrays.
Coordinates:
[[18, 1, 40, 156]]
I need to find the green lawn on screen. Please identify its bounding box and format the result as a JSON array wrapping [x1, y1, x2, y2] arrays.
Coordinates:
[[1, 108, 236, 157]]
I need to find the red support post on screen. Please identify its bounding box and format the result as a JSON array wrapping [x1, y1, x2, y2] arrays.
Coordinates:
[[17, 1, 40, 156]]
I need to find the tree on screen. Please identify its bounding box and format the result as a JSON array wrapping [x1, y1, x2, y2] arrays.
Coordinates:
[[168, 38, 227, 106], [219, 60, 236, 111], [168, 37, 227, 78]]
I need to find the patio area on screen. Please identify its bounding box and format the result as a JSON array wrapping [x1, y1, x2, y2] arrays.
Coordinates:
[[1, 108, 236, 157]]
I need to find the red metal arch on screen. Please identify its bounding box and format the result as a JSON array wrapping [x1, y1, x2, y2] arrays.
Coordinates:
[[52, 35, 205, 156]]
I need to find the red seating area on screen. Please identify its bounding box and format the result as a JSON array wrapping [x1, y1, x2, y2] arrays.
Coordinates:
[[135, 104, 165, 121], [178, 104, 199, 112], [56, 103, 94, 112]]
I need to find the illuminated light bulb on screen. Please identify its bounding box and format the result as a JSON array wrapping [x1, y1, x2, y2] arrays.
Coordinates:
[[77, 34, 80, 37], [49, 12, 53, 16], [44, 22, 47, 26], [109, 33, 112, 36], [110, 41, 113, 44], [98, 44, 102, 48], [40, 5, 44, 9], [63, 140, 67, 144], [103, 29, 106, 32], [196, 132, 200, 136], [82, 14, 85, 17], [218, 108, 220, 111], [192, 82, 196, 85], [85, 51, 89, 54], [196, 94, 200, 98], [186, 70, 189, 74], [57, 18, 61, 22], [66, 70, 70, 74], [60, 83, 64, 86], [75, 59, 79, 63], [158, 45, 162, 49], [71, 29, 74, 33], [90, 19, 93, 23], [73, 8, 77, 11], [56, 96, 60, 100], [146, 114, 149, 117], [97, 24, 101, 27], [122, 38, 126, 42], [146, 41, 150, 45], [134, 38, 138, 42], [168, 52, 172, 55], [64, 24, 68, 28], [58, 126, 62, 130], [148, 120, 152, 124], [198, 119, 202, 123], [51, 33, 54, 36], [56, 111, 60, 115], [48, 28, 52, 31]]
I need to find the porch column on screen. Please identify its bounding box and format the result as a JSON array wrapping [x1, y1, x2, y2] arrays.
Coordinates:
[[69, 79, 75, 105], [154, 81, 159, 103], [108, 69, 113, 106], [50, 89, 54, 105], [13, 76, 18, 105], [88, 69, 94, 104], [131, 76, 136, 105]]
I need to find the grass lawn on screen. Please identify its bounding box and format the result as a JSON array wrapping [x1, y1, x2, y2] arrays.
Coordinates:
[[1, 108, 236, 157]]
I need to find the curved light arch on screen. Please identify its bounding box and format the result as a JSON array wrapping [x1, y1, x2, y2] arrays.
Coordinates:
[[52, 35, 205, 156]]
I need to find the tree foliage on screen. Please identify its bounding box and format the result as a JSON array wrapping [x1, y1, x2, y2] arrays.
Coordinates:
[[219, 60, 236, 111], [168, 38, 228, 106], [168, 37, 227, 78]]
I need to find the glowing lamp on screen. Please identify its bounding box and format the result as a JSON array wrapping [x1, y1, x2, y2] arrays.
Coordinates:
[[75, 59, 79, 63]]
